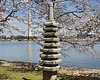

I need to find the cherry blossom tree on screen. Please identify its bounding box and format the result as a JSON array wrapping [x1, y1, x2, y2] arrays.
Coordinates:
[[0, 0, 25, 34], [0, 0, 100, 56]]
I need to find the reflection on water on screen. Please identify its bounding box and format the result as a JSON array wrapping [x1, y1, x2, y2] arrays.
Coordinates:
[[0, 41, 100, 69], [27, 41, 32, 62]]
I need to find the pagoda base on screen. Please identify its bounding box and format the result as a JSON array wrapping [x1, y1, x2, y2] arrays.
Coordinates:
[[43, 71, 58, 80]]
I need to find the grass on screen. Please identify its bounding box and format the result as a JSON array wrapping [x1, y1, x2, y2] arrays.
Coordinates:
[[0, 66, 100, 80], [0, 66, 42, 80]]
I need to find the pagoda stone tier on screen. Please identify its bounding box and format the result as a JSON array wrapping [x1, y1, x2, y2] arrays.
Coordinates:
[[39, 21, 62, 72]]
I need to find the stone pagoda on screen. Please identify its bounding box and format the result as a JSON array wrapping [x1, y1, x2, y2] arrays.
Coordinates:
[[39, 2, 62, 80]]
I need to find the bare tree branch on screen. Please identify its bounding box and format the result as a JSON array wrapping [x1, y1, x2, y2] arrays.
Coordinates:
[[0, 10, 17, 22]]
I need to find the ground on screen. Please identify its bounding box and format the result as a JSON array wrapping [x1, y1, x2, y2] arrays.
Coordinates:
[[0, 60, 100, 80], [0, 66, 100, 80]]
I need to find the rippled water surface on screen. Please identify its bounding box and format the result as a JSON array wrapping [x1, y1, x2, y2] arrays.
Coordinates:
[[0, 41, 100, 69]]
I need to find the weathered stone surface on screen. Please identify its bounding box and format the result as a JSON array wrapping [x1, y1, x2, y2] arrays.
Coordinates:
[[43, 71, 57, 80], [40, 54, 61, 59], [40, 48, 61, 52], [41, 43, 60, 47], [43, 27, 58, 31], [42, 32, 59, 36], [44, 21, 59, 27], [39, 2, 61, 80], [42, 38, 60, 41], [39, 65, 61, 71], [39, 59, 62, 65]]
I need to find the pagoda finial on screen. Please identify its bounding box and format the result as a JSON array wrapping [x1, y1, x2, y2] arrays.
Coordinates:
[[44, 2, 59, 27], [48, 2, 54, 21]]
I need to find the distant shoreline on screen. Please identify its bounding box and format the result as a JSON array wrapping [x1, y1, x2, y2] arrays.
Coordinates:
[[0, 39, 100, 42], [0, 35, 100, 42], [0, 59, 100, 78]]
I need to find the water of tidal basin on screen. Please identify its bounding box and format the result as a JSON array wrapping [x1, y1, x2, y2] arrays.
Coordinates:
[[0, 41, 100, 69]]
